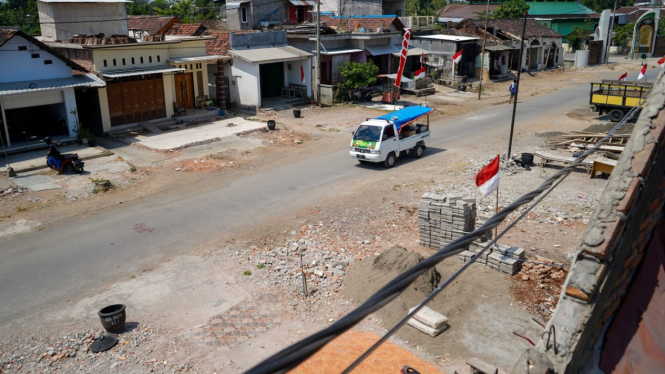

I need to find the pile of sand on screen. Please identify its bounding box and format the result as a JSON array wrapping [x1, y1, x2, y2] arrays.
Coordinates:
[[343, 246, 441, 328]]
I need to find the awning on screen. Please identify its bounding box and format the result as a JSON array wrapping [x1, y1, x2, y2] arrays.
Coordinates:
[[226, 1, 249, 9], [376, 106, 433, 133], [168, 55, 226, 63], [485, 45, 514, 52], [0, 74, 106, 96], [101, 66, 184, 78], [311, 48, 363, 55], [289, 0, 317, 5], [438, 17, 464, 23], [391, 47, 431, 57], [365, 44, 400, 56], [378, 73, 413, 83], [231, 46, 312, 63]]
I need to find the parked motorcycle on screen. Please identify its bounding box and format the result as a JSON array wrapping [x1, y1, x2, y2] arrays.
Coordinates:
[[47, 153, 85, 174], [352, 87, 374, 103]]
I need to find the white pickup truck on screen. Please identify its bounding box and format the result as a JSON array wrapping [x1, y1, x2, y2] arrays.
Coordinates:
[[349, 106, 432, 168]]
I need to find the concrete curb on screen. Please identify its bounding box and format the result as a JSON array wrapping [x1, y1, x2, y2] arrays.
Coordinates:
[[5, 151, 114, 174]]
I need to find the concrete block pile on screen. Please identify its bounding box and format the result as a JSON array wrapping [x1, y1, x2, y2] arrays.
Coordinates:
[[459, 241, 525, 275], [418, 193, 476, 249]]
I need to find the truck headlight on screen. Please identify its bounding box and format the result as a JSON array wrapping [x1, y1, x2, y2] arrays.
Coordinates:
[[369, 150, 379, 154], [350, 147, 355, 151]]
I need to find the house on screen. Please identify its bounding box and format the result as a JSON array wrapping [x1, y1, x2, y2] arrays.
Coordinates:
[[166, 23, 208, 37], [0, 29, 105, 149], [287, 15, 405, 104], [40, 0, 221, 134], [438, 1, 598, 38], [229, 31, 312, 111], [410, 34, 480, 78], [127, 15, 180, 39]]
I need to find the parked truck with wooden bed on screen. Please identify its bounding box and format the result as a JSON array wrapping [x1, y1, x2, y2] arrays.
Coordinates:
[[589, 80, 652, 122]]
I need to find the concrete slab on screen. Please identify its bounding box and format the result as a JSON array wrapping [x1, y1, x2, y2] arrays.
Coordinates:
[[123, 117, 265, 151], [94, 139, 170, 167], [10, 173, 61, 191], [1, 144, 110, 173]]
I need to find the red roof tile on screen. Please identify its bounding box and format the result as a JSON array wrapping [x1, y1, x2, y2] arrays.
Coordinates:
[[127, 16, 179, 35], [166, 23, 207, 36], [202, 30, 258, 64]]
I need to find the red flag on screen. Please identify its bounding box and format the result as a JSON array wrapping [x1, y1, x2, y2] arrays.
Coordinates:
[[300, 65, 305, 84], [659, 56, 665, 68], [475, 155, 500, 197], [452, 49, 462, 64], [415, 66, 426, 79], [638, 64, 647, 80], [395, 28, 412, 88], [420, 51, 424, 67], [618, 72, 627, 81]]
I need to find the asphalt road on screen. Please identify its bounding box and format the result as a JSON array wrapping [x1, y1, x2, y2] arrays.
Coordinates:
[[0, 72, 650, 328]]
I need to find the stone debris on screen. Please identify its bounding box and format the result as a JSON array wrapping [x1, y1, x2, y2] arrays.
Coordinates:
[[418, 193, 476, 249]]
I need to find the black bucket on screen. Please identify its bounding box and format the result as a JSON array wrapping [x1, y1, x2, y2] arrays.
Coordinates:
[[98, 304, 126, 333], [293, 108, 301, 118], [521, 153, 534, 166], [267, 120, 276, 131]]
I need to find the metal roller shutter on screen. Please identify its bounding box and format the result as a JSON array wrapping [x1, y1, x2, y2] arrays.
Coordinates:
[[2, 90, 64, 110]]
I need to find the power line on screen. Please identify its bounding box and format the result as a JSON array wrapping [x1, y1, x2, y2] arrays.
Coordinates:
[[245, 91, 647, 374]]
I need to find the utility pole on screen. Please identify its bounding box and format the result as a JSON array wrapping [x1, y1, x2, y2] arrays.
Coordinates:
[[604, 0, 618, 64], [477, 0, 490, 100], [316, 0, 321, 106], [507, 10, 528, 160]]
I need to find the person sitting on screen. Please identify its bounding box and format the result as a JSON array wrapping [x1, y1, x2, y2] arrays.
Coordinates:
[[44, 137, 64, 174]]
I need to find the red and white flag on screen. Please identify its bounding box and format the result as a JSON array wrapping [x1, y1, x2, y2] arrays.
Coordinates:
[[415, 66, 426, 79], [618, 72, 627, 81], [300, 65, 305, 84], [395, 28, 412, 88], [452, 49, 462, 64], [659, 56, 665, 68], [638, 64, 647, 80], [475, 155, 500, 197]]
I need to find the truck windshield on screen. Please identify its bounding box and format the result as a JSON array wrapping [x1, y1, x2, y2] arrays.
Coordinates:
[[353, 125, 382, 142]]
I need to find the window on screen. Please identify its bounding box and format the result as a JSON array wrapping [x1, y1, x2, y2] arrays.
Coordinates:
[[113, 59, 117, 66], [241, 6, 247, 23], [140, 56, 144, 64], [122, 58, 126, 65], [31, 53, 39, 58], [44, 60, 53, 65], [157, 55, 160, 62], [190, 64, 193, 70], [383, 125, 396, 140], [149, 56, 152, 63], [18, 46, 27, 51], [103, 60, 108, 67], [131, 57, 135, 64]]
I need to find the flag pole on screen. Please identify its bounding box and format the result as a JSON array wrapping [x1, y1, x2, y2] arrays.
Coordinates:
[[494, 186, 499, 239]]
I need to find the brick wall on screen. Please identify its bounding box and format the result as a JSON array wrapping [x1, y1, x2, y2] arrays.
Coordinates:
[[510, 72, 665, 372], [216, 60, 227, 109]]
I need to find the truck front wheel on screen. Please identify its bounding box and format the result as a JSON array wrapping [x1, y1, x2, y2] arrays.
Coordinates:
[[609, 109, 624, 122], [384, 152, 396, 168], [414, 145, 424, 158]]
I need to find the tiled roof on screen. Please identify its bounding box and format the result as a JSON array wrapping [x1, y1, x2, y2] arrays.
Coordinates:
[[202, 30, 258, 64], [0, 29, 17, 46], [127, 16, 179, 35], [322, 16, 405, 33], [481, 19, 564, 39], [438, 4, 498, 20], [166, 23, 207, 36], [436, 24, 503, 47], [614, 6, 665, 22]]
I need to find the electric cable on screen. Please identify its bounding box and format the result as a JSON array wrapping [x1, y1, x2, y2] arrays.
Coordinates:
[[245, 88, 646, 374]]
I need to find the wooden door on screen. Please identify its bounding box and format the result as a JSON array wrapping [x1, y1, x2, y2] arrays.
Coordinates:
[[153, 78, 166, 118], [175, 73, 195, 108], [107, 82, 125, 127]]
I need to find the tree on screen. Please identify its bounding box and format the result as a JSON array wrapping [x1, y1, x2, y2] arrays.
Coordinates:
[[567, 25, 593, 51], [491, 0, 529, 19], [405, 0, 447, 16], [582, 0, 633, 14], [336, 61, 379, 102], [612, 22, 634, 50]]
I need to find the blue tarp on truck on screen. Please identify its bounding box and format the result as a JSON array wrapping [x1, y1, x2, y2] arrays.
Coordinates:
[[376, 106, 433, 133]]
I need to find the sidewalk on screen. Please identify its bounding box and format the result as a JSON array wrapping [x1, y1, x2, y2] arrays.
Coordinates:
[[1, 144, 111, 174]]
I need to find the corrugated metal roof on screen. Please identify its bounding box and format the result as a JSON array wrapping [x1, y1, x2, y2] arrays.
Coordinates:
[[101, 66, 184, 78], [438, 17, 464, 23], [365, 44, 400, 56], [289, 0, 317, 6], [485, 45, 514, 52], [231, 46, 312, 63], [168, 55, 224, 63], [391, 47, 430, 57], [0, 74, 105, 96], [416, 35, 478, 42], [226, 1, 249, 9], [312, 48, 363, 55]]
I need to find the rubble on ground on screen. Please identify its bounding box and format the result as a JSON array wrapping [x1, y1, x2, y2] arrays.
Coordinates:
[[510, 256, 567, 319]]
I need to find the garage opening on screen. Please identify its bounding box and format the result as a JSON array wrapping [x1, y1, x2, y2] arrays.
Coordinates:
[[5, 104, 69, 145], [106, 74, 166, 127], [259, 62, 284, 99]]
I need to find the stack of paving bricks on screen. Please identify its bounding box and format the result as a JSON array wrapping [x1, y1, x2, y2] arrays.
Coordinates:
[[418, 193, 476, 249], [459, 241, 525, 275]]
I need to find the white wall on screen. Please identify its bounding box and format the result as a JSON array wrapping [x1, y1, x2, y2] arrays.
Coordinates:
[[62, 87, 78, 137], [284, 58, 312, 96], [97, 86, 112, 132], [93, 45, 169, 72], [0, 35, 73, 83], [39, 2, 128, 42], [230, 58, 260, 110]]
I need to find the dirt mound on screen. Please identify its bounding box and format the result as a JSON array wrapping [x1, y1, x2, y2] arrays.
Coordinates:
[[583, 122, 634, 134], [344, 246, 441, 327]]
